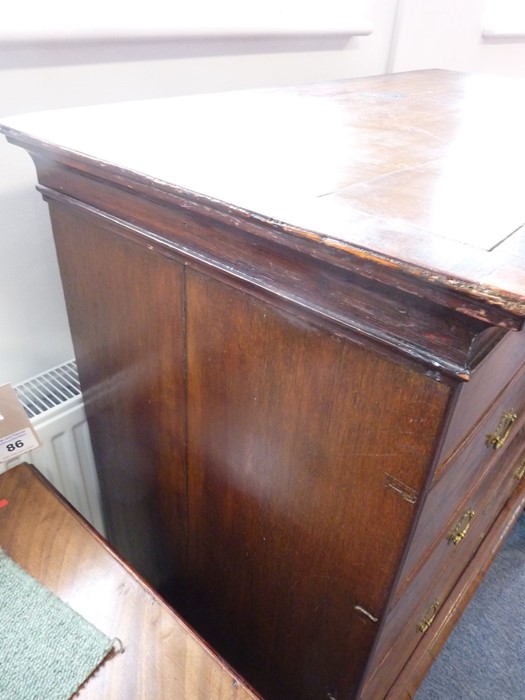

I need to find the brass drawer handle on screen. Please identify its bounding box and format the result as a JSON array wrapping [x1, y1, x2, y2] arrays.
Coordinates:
[[515, 457, 525, 481], [486, 410, 517, 450], [448, 509, 475, 545], [418, 601, 440, 634]]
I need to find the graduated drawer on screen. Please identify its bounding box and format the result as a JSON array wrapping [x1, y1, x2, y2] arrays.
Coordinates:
[[438, 327, 525, 463], [400, 361, 525, 583], [360, 428, 525, 700]]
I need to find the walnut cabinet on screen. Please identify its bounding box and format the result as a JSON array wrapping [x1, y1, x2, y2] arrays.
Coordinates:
[[3, 70, 525, 699]]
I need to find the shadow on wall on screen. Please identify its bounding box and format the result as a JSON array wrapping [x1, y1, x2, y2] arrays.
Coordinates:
[[0, 141, 74, 384], [0, 34, 354, 70]]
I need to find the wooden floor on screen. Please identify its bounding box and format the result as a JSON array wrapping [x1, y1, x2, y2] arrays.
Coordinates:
[[0, 463, 260, 700]]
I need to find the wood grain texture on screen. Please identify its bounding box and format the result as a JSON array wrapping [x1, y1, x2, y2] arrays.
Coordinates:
[[48, 200, 188, 594], [185, 270, 450, 700], [34, 174, 492, 379], [2, 69, 525, 699], [0, 464, 260, 700], [437, 327, 525, 460], [2, 70, 525, 322], [395, 362, 525, 588], [383, 485, 525, 700], [361, 416, 525, 699]]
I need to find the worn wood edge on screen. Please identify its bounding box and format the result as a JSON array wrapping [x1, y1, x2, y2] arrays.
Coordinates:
[[385, 373, 525, 621], [2, 126, 525, 328], [387, 406, 525, 622], [355, 353, 512, 695], [41, 184, 481, 384], [382, 484, 525, 700], [1, 462, 262, 699], [354, 391, 458, 699], [434, 360, 525, 485]]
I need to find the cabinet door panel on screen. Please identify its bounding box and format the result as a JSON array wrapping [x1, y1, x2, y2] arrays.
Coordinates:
[[49, 201, 187, 593], [186, 270, 449, 700]]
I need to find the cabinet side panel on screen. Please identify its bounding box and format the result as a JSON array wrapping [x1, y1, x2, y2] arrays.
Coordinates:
[[186, 270, 450, 700], [49, 201, 188, 593]]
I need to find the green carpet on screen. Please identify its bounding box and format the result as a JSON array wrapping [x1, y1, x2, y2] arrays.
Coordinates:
[[0, 548, 113, 700]]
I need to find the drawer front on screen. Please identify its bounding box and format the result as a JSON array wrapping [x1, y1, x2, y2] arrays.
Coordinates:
[[400, 362, 525, 583], [439, 327, 525, 462], [361, 430, 525, 699]]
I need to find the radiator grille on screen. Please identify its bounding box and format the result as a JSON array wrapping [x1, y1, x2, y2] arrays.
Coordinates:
[[14, 359, 81, 418], [6, 359, 105, 535]]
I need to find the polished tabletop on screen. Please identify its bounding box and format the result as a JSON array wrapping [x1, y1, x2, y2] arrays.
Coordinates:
[[1, 70, 525, 313]]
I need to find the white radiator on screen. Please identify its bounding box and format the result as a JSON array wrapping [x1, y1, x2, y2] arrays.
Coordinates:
[[1, 359, 106, 535]]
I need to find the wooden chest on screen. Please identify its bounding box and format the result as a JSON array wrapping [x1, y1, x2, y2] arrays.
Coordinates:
[[3, 70, 525, 699]]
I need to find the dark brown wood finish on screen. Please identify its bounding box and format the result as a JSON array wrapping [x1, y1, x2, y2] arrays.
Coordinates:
[[48, 201, 188, 594], [361, 416, 525, 699], [437, 328, 525, 461], [185, 270, 449, 699], [2, 70, 525, 699], [2, 71, 525, 323], [31, 169, 495, 380], [385, 487, 525, 700]]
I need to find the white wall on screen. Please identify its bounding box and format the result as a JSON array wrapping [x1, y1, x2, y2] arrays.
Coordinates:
[[391, 0, 525, 77], [0, 0, 397, 385], [1, 0, 524, 384]]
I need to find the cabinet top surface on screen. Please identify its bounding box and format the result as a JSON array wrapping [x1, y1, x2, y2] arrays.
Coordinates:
[[2, 69, 525, 314]]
